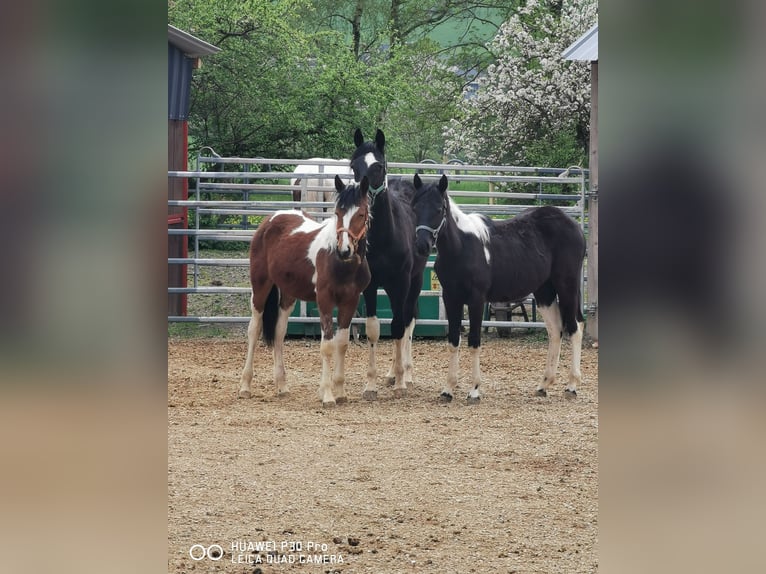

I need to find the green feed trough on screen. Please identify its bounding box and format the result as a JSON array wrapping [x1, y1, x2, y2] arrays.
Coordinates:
[[287, 255, 446, 337]]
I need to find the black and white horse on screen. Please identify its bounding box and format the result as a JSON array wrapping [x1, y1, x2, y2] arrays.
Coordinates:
[[412, 173, 586, 402], [350, 128, 428, 400]]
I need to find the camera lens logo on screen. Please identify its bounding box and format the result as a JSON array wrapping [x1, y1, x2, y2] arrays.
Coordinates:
[[189, 544, 224, 561]]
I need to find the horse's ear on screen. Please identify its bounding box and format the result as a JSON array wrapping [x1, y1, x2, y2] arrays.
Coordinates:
[[438, 174, 448, 195], [354, 128, 364, 147], [375, 129, 385, 152], [360, 175, 369, 195], [334, 174, 345, 193], [413, 173, 422, 189]]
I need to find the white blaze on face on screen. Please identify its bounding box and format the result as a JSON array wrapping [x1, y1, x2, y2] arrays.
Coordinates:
[[338, 204, 361, 255], [363, 152, 378, 169], [449, 199, 491, 264], [361, 152, 388, 190]]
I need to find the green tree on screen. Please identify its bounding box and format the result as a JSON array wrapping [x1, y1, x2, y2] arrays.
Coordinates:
[[169, 0, 527, 163], [444, 0, 596, 167]]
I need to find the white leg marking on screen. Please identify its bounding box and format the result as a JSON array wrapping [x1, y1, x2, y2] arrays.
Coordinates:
[[391, 337, 406, 397], [443, 338, 461, 396], [239, 302, 262, 398], [272, 304, 293, 395], [403, 319, 415, 387], [537, 303, 563, 393], [363, 316, 380, 398], [468, 346, 482, 401], [332, 327, 350, 402], [319, 334, 336, 406], [566, 321, 584, 393]]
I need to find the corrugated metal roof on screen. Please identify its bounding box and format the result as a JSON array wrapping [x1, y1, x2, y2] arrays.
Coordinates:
[[562, 24, 598, 61], [168, 44, 195, 120], [168, 25, 220, 58]]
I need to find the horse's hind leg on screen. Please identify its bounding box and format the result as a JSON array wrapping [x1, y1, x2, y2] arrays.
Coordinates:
[[385, 283, 409, 397], [239, 298, 263, 399], [401, 273, 422, 388], [383, 327, 413, 391], [272, 298, 296, 396], [557, 285, 584, 399], [534, 282, 563, 397], [362, 286, 380, 401], [564, 319, 584, 398], [402, 318, 416, 388]]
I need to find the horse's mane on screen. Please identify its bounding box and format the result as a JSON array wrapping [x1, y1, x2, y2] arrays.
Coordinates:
[[412, 180, 433, 204], [335, 181, 366, 210], [448, 198, 492, 244]]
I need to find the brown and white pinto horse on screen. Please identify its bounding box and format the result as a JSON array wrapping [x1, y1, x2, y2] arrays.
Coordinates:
[[239, 175, 371, 406]]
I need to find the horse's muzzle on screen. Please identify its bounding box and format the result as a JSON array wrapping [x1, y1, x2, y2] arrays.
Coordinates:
[[415, 230, 433, 257], [337, 247, 354, 261]]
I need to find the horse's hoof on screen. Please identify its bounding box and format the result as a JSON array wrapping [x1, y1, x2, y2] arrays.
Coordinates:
[[362, 390, 378, 401], [393, 388, 407, 399], [385, 376, 396, 387], [534, 388, 548, 398], [335, 396, 348, 405], [466, 395, 481, 405], [277, 390, 289, 398], [564, 389, 577, 400], [238, 390, 251, 399], [322, 400, 336, 408], [439, 392, 453, 403]]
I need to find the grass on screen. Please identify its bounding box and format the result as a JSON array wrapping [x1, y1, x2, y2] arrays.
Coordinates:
[[168, 322, 246, 339]]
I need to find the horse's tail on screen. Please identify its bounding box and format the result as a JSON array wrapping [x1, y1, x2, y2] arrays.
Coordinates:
[[262, 285, 280, 347]]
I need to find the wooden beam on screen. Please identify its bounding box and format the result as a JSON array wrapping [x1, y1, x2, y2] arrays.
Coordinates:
[[586, 61, 598, 341]]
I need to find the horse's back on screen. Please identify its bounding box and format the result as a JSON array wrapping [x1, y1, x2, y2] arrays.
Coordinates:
[[388, 176, 416, 203], [292, 159, 352, 206], [497, 206, 584, 255], [250, 210, 328, 301], [481, 206, 584, 301]]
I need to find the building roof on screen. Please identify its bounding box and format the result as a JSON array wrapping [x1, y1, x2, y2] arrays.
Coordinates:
[[562, 24, 598, 62], [168, 25, 220, 58]]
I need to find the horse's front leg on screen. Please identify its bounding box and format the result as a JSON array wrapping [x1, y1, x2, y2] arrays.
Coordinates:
[[361, 286, 380, 400], [332, 300, 357, 405], [400, 272, 422, 388], [318, 310, 337, 407], [439, 292, 463, 402], [465, 300, 485, 404]]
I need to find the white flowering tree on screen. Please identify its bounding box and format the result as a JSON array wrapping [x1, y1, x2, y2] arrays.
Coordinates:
[[444, 0, 597, 167]]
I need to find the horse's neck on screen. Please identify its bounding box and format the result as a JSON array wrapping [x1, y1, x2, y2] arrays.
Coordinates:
[[370, 190, 395, 236], [436, 205, 463, 256]]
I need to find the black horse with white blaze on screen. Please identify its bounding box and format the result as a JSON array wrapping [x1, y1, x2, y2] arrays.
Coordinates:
[[350, 128, 428, 400], [412, 173, 586, 402]]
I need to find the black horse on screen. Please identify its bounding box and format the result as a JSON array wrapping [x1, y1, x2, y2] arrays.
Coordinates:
[[350, 128, 428, 400], [412, 173, 586, 402]]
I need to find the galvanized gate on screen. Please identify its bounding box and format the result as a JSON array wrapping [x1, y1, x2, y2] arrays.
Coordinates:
[[168, 151, 588, 335]]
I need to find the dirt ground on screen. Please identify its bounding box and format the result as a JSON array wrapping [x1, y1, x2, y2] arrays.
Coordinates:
[[168, 333, 598, 574]]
